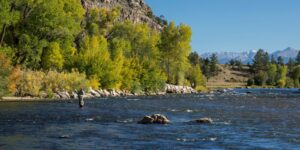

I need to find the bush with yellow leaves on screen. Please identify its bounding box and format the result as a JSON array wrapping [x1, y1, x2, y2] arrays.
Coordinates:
[[15, 70, 94, 97]]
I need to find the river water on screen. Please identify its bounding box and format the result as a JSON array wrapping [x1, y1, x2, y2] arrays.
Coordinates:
[[0, 89, 300, 149]]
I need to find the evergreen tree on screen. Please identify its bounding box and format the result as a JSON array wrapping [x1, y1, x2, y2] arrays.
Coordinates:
[[202, 58, 211, 79], [251, 49, 270, 85], [277, 56, 284, 66], [252, 49, 269, 73], [270, 55, 276, 64], [266, 64, 277, 85], [292, 65, 300, 87], [188, 51, 202, 66], [287, 58, 296, 72], [209, 53, 219, 76], [296, 51, 300, 65]]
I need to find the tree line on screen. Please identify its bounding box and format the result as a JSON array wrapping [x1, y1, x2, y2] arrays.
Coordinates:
[[248, 49, 300, 87], [0, 0, 206, 97]]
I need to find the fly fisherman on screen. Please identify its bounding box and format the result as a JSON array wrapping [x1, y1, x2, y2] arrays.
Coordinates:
[[78, 88, 85, 108]]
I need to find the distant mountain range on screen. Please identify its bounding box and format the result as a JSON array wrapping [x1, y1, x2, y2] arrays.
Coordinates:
[[201, 47, 299, 64]]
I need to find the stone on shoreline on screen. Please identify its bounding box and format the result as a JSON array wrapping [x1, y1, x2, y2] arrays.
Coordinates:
[[89, 87, 100, 97], [39, 92, 48, 98], [165, 84, 197, 94], [2, 84, 199, 101], [53, 93, 61, 99], [138, 114, 170, 124], [110, 89, 119, 97], [71, 92, 78, 99], [103, 90, 110, 97], [57, 91, 70, 99]]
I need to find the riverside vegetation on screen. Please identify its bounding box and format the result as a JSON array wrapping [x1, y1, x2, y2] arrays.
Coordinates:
[[1, 1, 300, 99], [0, 0, 206, 98]]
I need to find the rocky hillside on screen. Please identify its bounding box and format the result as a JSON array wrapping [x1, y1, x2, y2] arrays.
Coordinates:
[[81, 0, 163, 30]]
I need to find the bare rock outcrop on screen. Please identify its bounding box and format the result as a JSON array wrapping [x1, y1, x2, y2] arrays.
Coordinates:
[[81, 0, 163, 31]]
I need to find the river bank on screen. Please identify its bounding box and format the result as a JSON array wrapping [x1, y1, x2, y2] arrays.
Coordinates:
[[3, 85, 297, 102], [0, 84, 198, 102]]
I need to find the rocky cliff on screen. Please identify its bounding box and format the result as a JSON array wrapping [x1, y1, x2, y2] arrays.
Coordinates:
[[81, 0, 163, 30]]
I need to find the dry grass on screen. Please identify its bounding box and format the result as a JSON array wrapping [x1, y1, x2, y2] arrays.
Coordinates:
[[206, 64, 249, 89]]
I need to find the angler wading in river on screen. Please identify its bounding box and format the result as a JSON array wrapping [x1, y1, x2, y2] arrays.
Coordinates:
[[78, 88, 85, 108]]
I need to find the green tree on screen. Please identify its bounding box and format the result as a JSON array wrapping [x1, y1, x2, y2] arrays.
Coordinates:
[[159, 21, 192, 85], [22, 0, 84, 40], [254, 71, 268, 86], [266, 63, 277, 85], [15, 34, 48, 69], [140, 61, 167, 92], [270, 55, 276, 64], [187, 64, 205, 88], [287, 58, 296, 73], [105, 38, 129, 89], [276, 65, 288, 88], [0, 53, 12, 96], [252, 49, 269, 74], [0, 0, 20, 46], [202, 58, 210, 79], [76, 35, 111, 88], [209, 53, 219, 76], [4, 0, 85, 69], [292, 65, 300, 87], [86, 7, 121, 36], [188, 51, 202, 66], [42, 42, 64, 70], [296, 51, 300, 65], [277, 56, 284, 66]]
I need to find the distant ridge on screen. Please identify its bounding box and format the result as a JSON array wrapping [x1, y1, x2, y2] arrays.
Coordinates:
[[201, 47, 299, 64], [272, 47, 299, 63]]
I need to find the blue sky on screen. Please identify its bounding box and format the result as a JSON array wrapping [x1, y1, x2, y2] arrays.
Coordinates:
[[145, 0, 300, 53]]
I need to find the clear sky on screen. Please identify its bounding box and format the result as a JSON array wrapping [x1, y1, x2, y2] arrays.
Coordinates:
[[145, 0, 300, 53]]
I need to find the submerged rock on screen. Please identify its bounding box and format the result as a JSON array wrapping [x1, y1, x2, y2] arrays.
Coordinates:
[[138, 114, 170, 124], [194, 118, 213, 124], [59, 135, 70, 139]]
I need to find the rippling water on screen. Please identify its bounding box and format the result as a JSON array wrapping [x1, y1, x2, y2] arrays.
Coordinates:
[[0, 89, 300, 149]]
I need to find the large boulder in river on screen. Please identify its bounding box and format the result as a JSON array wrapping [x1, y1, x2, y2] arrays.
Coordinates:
[[194, 118, 213, 124], [138, 114, 170, 124]]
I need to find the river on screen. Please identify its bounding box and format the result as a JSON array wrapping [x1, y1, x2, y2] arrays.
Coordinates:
[[0, 89, 299, 149]]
